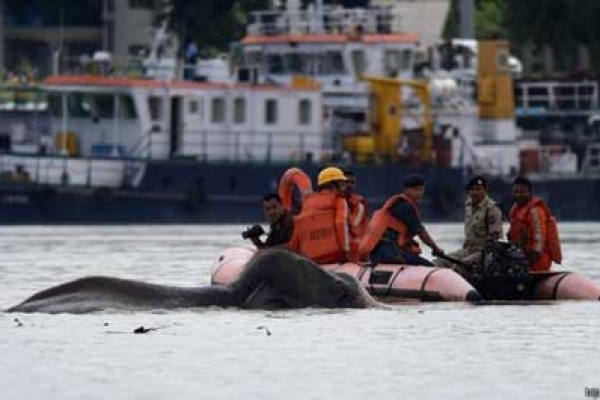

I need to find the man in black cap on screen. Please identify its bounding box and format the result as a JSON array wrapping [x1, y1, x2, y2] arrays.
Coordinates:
[[358, 175, 444, 266], [434, 175, 503, 270]]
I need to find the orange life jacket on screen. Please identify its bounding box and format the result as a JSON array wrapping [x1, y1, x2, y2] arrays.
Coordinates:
[[289, 190, 349, 264], [347, 193, 369, 238], [359, 194, 422, 258], [346, 193, 369, 261], [508, 196, 562, 267], [278, 167, 313, 214]]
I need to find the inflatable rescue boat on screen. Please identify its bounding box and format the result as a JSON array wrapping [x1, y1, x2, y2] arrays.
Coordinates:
[[211, 247, 480, 302], [212, 248, 600, 302], [222, 167, 600, 302]]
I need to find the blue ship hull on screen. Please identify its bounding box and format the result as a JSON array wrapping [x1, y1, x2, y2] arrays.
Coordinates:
[[0, 162, 598, 223]]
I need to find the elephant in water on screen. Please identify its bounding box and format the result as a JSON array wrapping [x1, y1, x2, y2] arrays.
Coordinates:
[[7, 249, 378, 314]]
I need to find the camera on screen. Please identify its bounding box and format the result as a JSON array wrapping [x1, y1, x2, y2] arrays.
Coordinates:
[[242, 224, 265, 239]]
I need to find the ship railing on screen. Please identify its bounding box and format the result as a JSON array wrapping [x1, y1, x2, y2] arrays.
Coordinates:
[[126, 128, 155, 160], [0, 152, 129, 189], [538, 144, 579, 175], [247, 5, 400, 37], [177, 128, 320, 164], [581, 143, 600, 176], [520, 144, 581, 178], [515, 81, 599, 115]]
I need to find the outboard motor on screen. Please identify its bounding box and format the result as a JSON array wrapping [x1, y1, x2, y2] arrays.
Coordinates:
[[469, 241, 532, 300]]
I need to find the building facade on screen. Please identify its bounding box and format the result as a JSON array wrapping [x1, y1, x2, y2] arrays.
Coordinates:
[[0, 0, 168, 78]]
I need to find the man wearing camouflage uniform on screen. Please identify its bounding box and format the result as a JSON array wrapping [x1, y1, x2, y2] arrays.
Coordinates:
[[435, 176, 503, 270]]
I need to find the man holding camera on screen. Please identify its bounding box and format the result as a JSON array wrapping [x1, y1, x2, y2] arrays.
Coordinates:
[[242, 193, 294, 249]]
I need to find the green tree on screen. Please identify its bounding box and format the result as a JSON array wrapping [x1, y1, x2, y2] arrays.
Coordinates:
[[475, 0, 506, 39], [444, 0, 506, 39], [164, 0, 271, 56], [165, 0, 373, 55]]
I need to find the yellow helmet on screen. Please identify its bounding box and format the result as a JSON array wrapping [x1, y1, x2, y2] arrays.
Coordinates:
[[317, 167, 347, 186]]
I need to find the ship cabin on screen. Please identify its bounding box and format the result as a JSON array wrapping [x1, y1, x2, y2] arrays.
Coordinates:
[[0, 76, 323, 188], [237, 2, 421, 156], [239, 4, 419, 88]]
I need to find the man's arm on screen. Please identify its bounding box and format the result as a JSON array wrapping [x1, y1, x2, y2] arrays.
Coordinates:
[[334, 196, 351, 258], [249, 236, 265, 248], [265, 214, 294, 248], [525, 205, 547, 263], [242, 225, 266, 248], [488, 206, 503, 240], [417, 228, 444, 256], [391, 200, 443, 255]]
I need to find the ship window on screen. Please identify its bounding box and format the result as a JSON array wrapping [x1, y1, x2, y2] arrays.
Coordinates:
[[66, 93, 114, 119], [119, 95, 137, 119], [211, 97, 226, 123], [327, 51, 345, 74], [67, 93, 92, 118], [287, 53, 304, 74], [351, 50, 366, 76], [47, 94, 63, 117], [266, 54, 284, 74], [384, 50, 401, 77], [94, 94, 114, 119], [148, 97, 163, 120], [401, 49, 412, 71], [265, 99, 278, 125], [298, 99, 311, 125], [233, 97, 246, 124], [188, 100, 198, 114]]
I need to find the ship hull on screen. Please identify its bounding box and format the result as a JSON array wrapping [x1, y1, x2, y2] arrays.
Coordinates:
[[1, 162, 600, 223], [0, 162, 466, 223]]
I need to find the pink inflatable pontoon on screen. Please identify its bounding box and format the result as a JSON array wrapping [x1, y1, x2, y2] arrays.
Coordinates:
[[211, 247, 600, 302], [211, 247, 480, 302]]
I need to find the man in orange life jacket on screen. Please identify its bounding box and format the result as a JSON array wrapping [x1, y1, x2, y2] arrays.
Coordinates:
[[507, 176, 562, 271], [288, 167, 351, 264], [343, 169, 370, 243], [359, 175, 444, 266]]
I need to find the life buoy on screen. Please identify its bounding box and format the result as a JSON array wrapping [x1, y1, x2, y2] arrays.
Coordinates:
[[278, 167, 313, 214]]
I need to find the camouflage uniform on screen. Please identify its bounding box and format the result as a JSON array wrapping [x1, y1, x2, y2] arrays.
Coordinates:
[[435, 195, 503, 268]]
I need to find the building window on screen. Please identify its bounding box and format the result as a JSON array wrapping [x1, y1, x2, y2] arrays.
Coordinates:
[[211, 97, 226, 123], [298, 99, 311, 125], [105, 20, 115, 53], [265, 99, 278, 125], [233, 97, 246, 124]]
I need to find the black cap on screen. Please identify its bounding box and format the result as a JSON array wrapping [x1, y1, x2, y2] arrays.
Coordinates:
[[466, 176, 488, 191], [513, 176, 532, 190], [403, 175, 425, 188]]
